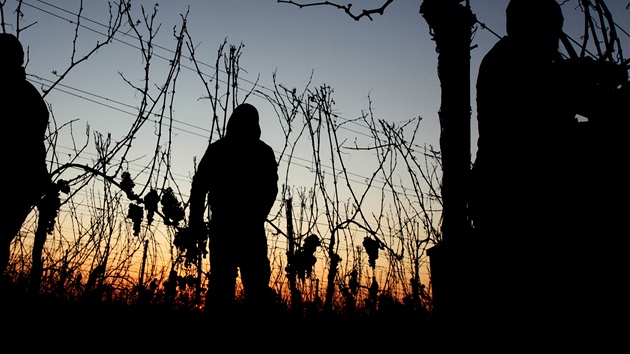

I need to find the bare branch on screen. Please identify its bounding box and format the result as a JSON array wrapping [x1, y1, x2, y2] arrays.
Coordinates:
[[43, 0, 130, 98], [278, 0, 394, 21], [1, 0, 7, 33]]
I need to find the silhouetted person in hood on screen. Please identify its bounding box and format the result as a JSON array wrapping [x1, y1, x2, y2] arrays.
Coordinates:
[[470, 0, 580, 335], [470, 0, 628, 338], [189, 103, 278, 318], [0, 33, 50, 277]]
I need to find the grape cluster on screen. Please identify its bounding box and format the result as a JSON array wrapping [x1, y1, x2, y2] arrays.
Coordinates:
[[362, 236, 381, 269]]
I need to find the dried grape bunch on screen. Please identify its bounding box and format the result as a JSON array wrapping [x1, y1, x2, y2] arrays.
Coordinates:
[[363, 236, 382, 269], [143, 189, 159, 226], [173, 225, 208, 267], [160, 187, 184, 227], [127, 203, 143, 236]]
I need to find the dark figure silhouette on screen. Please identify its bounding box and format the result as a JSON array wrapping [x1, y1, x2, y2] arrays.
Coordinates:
[[0, 33, 50, 277], [189, 103, 278, 318], [470, 0, 629, 339]]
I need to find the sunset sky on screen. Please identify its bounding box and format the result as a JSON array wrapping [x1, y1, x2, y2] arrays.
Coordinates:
[[3, 0, 628, 281]]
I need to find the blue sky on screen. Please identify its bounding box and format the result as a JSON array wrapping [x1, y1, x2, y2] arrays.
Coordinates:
[[6, 0, 626, 203], [14, 0, 625, 157], [6, 0, 629, 246]]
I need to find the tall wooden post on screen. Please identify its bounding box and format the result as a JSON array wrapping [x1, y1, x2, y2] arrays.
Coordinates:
[[139, 239, 148, 288], [420, 0, 476, 327], [285, 199, 301, 313], [136, 239, 150, 305]]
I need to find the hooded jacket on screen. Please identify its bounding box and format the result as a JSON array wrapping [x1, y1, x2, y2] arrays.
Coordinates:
[[0, 34, 49, 187], [189, 103, 278, 228]]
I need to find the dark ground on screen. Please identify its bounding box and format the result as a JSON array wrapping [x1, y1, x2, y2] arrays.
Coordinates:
[[3, 285, 626, 351], [0, 287, 438, 350]]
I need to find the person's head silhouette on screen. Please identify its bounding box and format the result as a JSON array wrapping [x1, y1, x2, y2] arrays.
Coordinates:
[[226, 103, 261, 141], [0, 33, 25, 68], [506, 0, 564, 59]]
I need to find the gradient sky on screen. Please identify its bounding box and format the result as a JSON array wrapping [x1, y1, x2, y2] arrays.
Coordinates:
[[6, 0, 629, 229], [3, 0, 628, 290]]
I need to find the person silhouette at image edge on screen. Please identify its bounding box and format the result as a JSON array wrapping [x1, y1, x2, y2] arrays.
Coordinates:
[[0, 33, 50, 278], [469, 0, 628, 337], [188, 103, 278, 319]]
